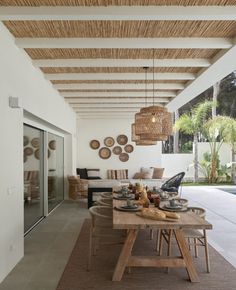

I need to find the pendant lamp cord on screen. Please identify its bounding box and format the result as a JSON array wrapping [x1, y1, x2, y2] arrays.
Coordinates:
[[145, 67, 147, 107], [152, 48, 155, 106]]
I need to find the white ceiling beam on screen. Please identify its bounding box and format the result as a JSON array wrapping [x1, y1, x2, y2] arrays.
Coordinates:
[[73, 107, 140, 111], [67, 98, 169, 103], [53, 83, 184, 90], [70, 103, 163, 108], [46, 72, 195, 81], [77, 115, 133, 119], [74, 108, 139, 112], [33, 58, 210, 68], [1, 6, 236, 21], [61, 91, 176, 97], [167, 45, 236, 111], [16, 37, 232, 49]]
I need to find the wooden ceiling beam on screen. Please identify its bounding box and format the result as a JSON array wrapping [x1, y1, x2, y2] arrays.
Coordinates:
[[1, 6, 236, 21]]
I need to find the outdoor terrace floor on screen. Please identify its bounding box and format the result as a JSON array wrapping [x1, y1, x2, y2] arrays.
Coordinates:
[[0, 185, 236, 289]]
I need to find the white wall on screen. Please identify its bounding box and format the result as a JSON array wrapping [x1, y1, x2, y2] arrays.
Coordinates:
[[162, 142, 232, 179], [77, 119, 232, 180], [161, 154, 193, 178], [77, 118, 162, 178], [0, 23, 76, 282]]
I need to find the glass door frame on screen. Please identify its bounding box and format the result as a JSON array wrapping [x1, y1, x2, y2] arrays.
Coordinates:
[[23, 122, 65, 233]]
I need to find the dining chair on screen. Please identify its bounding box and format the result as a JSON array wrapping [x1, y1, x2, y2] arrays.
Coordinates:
[[160, 172, 185, 196], [87, 206, 123, 271], [158, 206, 210, 273], [96, 197, 113, 206], [155, 198, 189, 251], [184, 207, 210, 273], [101, 192, 113, 198]]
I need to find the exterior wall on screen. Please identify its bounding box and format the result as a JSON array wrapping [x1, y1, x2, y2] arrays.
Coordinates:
[[77, 118, 162, 178], [0, 23, 76, 282], [161, 154, 193, 178], [162, 142, 232, 179]]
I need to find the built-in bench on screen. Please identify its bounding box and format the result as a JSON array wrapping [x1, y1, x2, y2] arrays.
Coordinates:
[[77, 168, 164, 208]]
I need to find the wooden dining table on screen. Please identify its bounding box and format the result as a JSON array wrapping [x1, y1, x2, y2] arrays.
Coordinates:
[[112, 199, 212, 282]]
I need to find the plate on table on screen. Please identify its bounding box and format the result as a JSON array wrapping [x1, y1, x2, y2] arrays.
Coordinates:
[[113, 193, 134, 200], [159, 204, 188, 212], [114, 205, 141, 212]]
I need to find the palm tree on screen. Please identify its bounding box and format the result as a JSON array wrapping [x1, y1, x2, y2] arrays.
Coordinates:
[[174, 101, 214, 182], [206, 116, 236, 183]]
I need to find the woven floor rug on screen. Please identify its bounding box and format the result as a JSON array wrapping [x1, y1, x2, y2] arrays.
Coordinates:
[[57, 219, 236, 290]]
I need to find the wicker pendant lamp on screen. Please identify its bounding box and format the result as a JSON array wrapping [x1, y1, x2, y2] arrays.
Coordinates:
[[131, 123, 157, 145], [134, 49, 172, 141]]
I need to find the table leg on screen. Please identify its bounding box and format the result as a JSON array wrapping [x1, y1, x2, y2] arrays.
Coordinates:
[[174, 229, 200, 283], [112, 229, 138, 281]]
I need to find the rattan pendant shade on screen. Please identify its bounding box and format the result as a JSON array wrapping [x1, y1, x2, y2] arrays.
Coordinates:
[[131, 123, 157, 145], [134, 107, 172, 141]]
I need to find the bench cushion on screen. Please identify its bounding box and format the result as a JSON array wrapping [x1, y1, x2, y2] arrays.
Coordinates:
[[107, 169, 128, 179]]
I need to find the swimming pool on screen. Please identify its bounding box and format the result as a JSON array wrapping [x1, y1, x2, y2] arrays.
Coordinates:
[[218, 187, 236, 195]]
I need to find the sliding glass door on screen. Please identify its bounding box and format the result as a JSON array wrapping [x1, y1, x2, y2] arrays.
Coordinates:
[[48, 133, 64, 212], [23, 125, 64, 232], [23, 125, 44, 233]]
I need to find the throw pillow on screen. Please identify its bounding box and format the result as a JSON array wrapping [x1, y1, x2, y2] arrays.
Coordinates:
[[140, 167, 154, 179], [87, 168, 101, 180], [76, 168, 88, 179], [107, 169, 128, 179], [133, 172, 143, 179], [152, 167, 165, 179]]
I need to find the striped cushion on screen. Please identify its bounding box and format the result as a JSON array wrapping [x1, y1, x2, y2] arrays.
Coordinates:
[[87, 169, 101, 180], [107, 169, 128, 179]]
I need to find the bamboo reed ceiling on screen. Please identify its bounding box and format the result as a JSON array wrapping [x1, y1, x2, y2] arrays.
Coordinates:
[[1, 0, 235, 6], [42, 67, 199, 74], [1, 0, 235, 116], [4, 20, 236, 38], [26, 48, 220, 59], [52, 79, 186, 84]]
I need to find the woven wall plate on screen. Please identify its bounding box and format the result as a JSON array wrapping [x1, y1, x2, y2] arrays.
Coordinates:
[[124, 144, 134, 153], [119, 152, 129, 162], [35, 149, 50, 159], [31, 137, 40, 148], [104, 137, 115, 147], [49, 140, 56, 150], [112, 146, 122, 155], [24, 147, 33, 156], [90, 140, 100, 150], [117, 134, 128, 145], [34, 149, 40, 160], [23, 136, 29, 146], [99, 147, 111, 159]]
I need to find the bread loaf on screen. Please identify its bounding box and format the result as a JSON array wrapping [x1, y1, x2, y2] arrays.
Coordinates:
[[161, 210, 180, 219], [140, 208, 166, 220]]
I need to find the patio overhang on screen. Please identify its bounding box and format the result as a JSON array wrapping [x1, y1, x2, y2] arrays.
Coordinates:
[[1, 1, 236, 117]]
